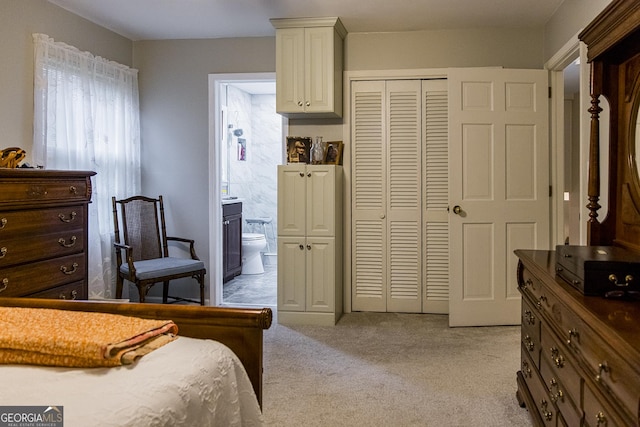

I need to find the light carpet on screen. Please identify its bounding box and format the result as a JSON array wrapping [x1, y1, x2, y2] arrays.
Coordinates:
[[262, 312, 532, 426]]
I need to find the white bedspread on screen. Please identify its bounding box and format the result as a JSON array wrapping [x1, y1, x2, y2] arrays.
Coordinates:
[[0, 336, 263, 426]]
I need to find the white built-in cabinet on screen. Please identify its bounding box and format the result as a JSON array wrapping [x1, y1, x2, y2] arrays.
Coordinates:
[[277, 164, 343, 325], [270, 17, 346, 118], [351, 79, 449, 314]]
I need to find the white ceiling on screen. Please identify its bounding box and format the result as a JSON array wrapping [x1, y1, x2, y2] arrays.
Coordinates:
[[48, 0, 565, 41]]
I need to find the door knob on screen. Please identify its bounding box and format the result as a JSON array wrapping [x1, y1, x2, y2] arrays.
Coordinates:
[[452, 205, 462, 215]]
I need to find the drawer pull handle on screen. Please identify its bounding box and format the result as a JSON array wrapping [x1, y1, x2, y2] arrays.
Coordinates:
[[524, 278, 533, 287], [69, 185, 77, 194], [550, 347, 565, 368], [567, 328, 579, 345], [523, 335, 534, 352], [540, 399, 553, 422], [536, 295, 547, 309], [59, 290, 78, 300], [60, 262, 79, 275], [0, 278, 7, 293], [521, 360, 532, 378], [596, 362, 609, 381], [596, 412, 607, 426], [0, 218, 6, 229], [0, 247, 6, 258], [58, 236, 77, 248], [608, 273, 633, 287], [524, 310, 535, 325], [549, 378, 564, 402], [58, 212, 77, 223]]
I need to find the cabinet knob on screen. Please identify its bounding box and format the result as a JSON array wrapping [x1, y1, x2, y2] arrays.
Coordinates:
[[307, 244, 311, 250], [0, 218, 6, 229], [0, 278, 7, 293], [299, 244, 304, 250], [297, 101, 303, 107], [306, 101, 310, 107], [0, 247, 6, 259], [307, 172, 311, 177], [299, 172, 304, 177]]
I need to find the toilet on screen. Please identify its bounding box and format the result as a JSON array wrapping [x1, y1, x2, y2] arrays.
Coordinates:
[[241, 233, 267, 274]]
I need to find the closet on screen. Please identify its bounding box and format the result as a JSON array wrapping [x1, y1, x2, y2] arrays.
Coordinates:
[[351, 79, 449, 313]]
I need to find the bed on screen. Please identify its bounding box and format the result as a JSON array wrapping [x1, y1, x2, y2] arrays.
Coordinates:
[[0, 297, 272, 426]]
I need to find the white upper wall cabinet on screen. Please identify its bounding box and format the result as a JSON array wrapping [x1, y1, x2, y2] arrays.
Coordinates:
[[270, 17, 346, 118]]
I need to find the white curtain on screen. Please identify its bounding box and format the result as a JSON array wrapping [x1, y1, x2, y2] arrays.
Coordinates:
[[33, 33, 141, 299]]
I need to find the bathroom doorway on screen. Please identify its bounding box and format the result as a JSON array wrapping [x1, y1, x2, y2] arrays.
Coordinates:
[[209, 73, 286, 308]]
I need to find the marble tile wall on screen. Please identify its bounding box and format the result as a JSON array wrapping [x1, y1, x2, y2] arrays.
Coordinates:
[[225, 86, 281, 253]]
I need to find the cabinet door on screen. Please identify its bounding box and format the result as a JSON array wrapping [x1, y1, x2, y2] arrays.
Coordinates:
[[277, 236, 306, 311], [226, 212, 243, 277], [306, 237, 335, 312], [304, 26, 334, 114], [278, 165, 307, 236], [306, 165, 336, 236], [275, 28, 305, 113]]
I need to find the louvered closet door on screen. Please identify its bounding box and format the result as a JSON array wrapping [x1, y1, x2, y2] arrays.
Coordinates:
[[352, 80, 387, 312], [351, 80, 423, 313], [423, 80, 449, 314]]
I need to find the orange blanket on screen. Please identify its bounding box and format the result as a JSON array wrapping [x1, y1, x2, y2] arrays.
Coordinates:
[[0, 307, 178, 368]]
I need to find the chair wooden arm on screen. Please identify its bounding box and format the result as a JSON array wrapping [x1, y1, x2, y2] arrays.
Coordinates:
[[166, 236, 200, 260], [113, 241, 137, 278]]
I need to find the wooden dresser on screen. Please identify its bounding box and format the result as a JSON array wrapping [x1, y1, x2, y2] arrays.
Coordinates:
[[0, 169, 95, 300], [516, 249, 640, 427]]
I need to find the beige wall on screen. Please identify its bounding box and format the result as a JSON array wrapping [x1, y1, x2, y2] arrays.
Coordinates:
[[345, 28, 544, 71], [132, 38, 275, 285], [0, 0, 132, 164], [543, 0, 611, 62]]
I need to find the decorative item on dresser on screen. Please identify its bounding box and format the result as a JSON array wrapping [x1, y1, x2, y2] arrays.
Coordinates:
[[515, 0, 640, 425], [0, 169, 95, 300]]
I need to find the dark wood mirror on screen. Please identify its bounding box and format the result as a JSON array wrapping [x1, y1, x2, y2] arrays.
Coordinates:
[[579, 0, 640, 253]]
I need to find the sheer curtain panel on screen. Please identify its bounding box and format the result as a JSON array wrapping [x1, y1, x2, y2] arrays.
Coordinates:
[[33, 33, 141, 299]]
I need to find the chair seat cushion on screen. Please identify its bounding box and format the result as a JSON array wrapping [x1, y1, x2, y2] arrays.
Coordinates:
[[121, 257, 205, 280]]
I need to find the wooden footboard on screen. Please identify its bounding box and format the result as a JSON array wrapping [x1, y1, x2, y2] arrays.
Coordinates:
[[0, 298, 272, 407]]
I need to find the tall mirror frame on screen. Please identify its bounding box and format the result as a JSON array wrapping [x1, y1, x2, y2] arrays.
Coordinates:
[[579, 0, 640, 252]]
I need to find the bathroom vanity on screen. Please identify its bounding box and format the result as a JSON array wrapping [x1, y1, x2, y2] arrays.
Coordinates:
[[222, 201, 242, 283]]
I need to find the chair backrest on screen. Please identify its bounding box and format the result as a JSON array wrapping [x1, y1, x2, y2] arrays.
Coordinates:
[[112, 195, 168, 261]]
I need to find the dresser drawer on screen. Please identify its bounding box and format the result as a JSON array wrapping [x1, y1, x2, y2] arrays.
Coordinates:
[[0, 177, 90, 205], [583, 380, 633, 427], [0, 206, 85, 237], [540, 325, 582, 413], [27, 280, 86, 300], [0, 229, 84, 267], [522, 298, 541, 365], [0, 253, 86, 296], [525, 359, 560, 426], [540, 352, 582, 427], [571, 322, 640, 422]]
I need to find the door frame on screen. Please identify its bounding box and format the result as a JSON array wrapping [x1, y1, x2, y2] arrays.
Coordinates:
[[545, 33, 592, 246], [207, 72, 285, 306]]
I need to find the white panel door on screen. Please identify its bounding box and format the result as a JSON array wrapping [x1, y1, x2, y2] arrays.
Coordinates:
[[448, 68, 549, 326]]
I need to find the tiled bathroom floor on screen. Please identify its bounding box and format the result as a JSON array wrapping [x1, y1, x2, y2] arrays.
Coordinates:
[[222, 263, 277, 307]]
